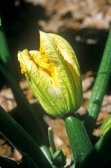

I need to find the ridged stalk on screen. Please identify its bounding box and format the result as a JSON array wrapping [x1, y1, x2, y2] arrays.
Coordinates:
[[65, 115, 93, 167], [84, 29, 111, 135]]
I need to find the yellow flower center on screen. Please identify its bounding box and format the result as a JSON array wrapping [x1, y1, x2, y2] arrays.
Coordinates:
[[30, 51, 58, 86]]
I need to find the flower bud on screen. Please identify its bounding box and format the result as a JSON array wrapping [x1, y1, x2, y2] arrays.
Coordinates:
[[18, 31, 83, 117]]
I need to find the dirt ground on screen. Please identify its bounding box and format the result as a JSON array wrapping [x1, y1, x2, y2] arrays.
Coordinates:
[[26, 0, 111, 32]]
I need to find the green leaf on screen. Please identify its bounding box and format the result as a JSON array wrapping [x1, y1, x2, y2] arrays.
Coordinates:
[[0, 106, 51, 168]]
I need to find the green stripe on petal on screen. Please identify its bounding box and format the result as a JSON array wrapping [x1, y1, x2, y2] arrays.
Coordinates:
[[49, 33, 80, 76]]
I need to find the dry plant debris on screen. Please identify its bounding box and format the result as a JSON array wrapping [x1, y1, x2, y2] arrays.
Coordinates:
[[25, 0, 111, 32]]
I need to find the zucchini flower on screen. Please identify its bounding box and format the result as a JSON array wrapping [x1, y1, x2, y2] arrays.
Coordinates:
[[18, 31, 83, 117]]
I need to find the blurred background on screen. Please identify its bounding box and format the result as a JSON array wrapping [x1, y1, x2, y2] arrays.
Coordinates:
[[0, 0, 111, 165], [0, 0, 110, 75]]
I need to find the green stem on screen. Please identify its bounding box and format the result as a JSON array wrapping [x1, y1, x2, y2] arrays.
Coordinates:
[[79, 129, 111, 168], [40, 145, 53, 166], [48, 127, 56, 155], [84, 28, 111, 135], [20, 153, 39, 168], [0, 105, 51, 168], [0, 27, 47, 145], [65, 115, 93, 167], [0, 26, 10, 63], [0, 63, 47, 144]]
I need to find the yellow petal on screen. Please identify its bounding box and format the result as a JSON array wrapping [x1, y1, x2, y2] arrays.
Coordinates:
[[17, 31, 83, 117]]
